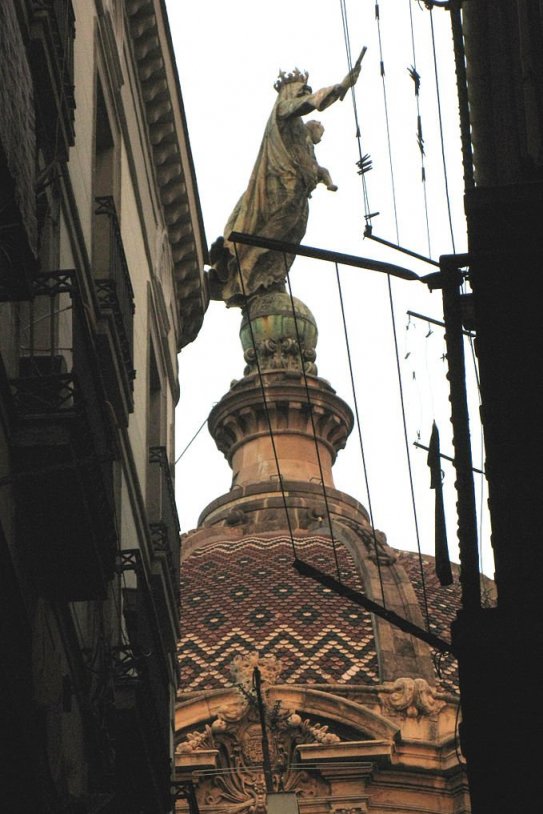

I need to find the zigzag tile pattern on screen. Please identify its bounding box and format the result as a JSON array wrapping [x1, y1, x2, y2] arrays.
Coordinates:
[[398, 551, 462, 693], [178, 535, 379, 691]]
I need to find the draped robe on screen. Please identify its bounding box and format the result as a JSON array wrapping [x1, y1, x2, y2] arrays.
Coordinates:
[[217, 81, 346, 306]]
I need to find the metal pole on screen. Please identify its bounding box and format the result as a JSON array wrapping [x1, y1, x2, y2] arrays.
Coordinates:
[[253, 666, 274, 794], [440, 257, 481, 611]]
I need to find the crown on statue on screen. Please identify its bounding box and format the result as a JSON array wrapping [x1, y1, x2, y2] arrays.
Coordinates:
[[274, 68, 309, 92]]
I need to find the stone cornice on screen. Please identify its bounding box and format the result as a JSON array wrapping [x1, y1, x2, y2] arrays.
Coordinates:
[[126, 0, 208, 349]]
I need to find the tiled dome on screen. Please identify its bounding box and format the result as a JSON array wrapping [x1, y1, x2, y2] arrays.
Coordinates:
[[178, 535, 378, 691], [177, 292, 490, 704], [178, 532, 473, 695]]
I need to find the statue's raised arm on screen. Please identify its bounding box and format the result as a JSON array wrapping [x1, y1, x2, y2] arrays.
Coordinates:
[[209, 56, 365, 307]]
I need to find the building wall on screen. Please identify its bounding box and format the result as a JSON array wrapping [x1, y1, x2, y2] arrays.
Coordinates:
[[0, 1, 206, 811]]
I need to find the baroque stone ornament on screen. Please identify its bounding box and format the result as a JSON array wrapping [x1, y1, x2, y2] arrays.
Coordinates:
[[230, 651, 284, 694], [190, 710, 331, 814], [358, 527, 398, 566], [225, 508, 247, 527], [240, 292, 318, 376], [177, 653, 341, 813], [243, 337, 317, 376], [176, 724, 215, 754], [336, 517, 398, 565], [379, 677, 446, 718], [208, 61, 363, 307]]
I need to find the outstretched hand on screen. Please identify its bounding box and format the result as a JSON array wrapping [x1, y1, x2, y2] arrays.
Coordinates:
[[339, 46, 366, 100]]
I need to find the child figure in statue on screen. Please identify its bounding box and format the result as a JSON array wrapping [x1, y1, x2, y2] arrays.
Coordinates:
[[304, 120, 338, 194], [209, 53, 364, 307]]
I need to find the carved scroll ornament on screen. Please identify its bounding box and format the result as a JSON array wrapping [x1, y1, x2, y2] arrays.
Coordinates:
[[379, 677, 446, 717]]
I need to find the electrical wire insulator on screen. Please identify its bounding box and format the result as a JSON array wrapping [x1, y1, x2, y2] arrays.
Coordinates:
[[408, 65, 421, 95], [356, 154, 373, 175]]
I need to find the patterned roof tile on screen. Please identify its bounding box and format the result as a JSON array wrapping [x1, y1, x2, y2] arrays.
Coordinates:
[[178, 535, 379, 691], [178, 535, 483, 696]]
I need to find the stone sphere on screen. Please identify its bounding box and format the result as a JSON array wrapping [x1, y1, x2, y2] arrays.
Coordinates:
[[240, 291, 318, 358]]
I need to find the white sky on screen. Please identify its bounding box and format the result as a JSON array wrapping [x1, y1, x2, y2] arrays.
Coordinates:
[[167, 1, 493, 578]]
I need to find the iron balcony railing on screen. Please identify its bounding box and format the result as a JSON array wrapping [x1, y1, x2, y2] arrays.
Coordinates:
[[148, 446, 181, 593], [14, 270, 87, 414], [10, 270, 118, 599], [29, 0, 76, 160], [11, 268, 115, 450], [94, 196, 135, 387], [109, 638, 171, 809], [48, 0, 75, 111]]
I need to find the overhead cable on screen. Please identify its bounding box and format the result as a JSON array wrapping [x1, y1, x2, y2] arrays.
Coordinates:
[[283, 254, 343, 583], [407, 0, 432, 255], [374, 0, 431, 629], [338, 0, 373, 225], [232, 243, 298, 559], [334, 262, 387, 606]]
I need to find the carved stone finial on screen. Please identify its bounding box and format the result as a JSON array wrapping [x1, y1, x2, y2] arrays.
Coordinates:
[[176, 651, 342, 766]]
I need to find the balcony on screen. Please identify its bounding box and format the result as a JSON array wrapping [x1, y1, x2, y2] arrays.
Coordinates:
[[28, 0, 76, 162], [0, 9, 37, 301], [148, 446, 181, 626], [109, 560, 172, 813], [10, 270, 117, 600], [93, 196, 135, 425], [110, 645, 171, 812]]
